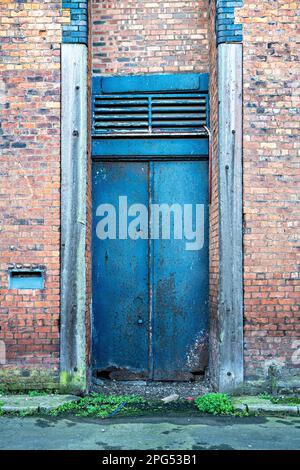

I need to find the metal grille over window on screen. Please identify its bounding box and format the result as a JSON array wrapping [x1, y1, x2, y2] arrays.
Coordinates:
[[92, 93, 208, 135]]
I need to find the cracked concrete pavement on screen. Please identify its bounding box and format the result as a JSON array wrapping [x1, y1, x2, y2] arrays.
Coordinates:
[[0, 415, 299, 450]]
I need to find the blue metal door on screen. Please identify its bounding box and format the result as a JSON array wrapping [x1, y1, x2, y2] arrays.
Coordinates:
[[92, 162, 150, 379], [92, 74, 209, 381], [152, 161, 209, 380]]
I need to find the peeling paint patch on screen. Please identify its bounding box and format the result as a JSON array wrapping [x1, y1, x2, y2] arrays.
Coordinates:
[[186, 331, 209, 373]]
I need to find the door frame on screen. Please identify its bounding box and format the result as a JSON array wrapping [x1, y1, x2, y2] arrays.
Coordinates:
[[60, 70, 244, 392]]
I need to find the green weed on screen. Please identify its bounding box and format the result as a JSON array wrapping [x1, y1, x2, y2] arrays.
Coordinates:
[[49, 393, 146, 418], [195, 393, 235, 415]]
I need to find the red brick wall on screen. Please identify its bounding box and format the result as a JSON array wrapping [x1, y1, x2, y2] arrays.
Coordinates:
[[236, 1, 300, 386], [2, 0, 298, 392], [91, 0, 209, 75], [0, 1, 69, 389], [208, 0, 220, 387]]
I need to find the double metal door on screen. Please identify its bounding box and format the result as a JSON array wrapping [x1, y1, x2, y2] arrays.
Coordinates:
[[92, 156, 209, 380]]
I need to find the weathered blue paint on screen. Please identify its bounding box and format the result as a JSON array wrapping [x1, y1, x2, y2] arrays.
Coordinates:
[[92, 74, 209, 137], [92, 74, 209, 380], [92, 138, 208, 157], [92, 162, 149, 378], [92, 93, 209, 135], [152, 161, 209, 380], [92, 158, 209, 380], [93, 74, 209, 95]]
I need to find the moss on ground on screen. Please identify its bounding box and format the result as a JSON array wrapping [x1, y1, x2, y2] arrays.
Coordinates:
[[0, 389, 58, 397], [49, 393, 198, 419], [7, 391, 300, 418], [259, 394, 300, 405], [48, 392, 249, 419]]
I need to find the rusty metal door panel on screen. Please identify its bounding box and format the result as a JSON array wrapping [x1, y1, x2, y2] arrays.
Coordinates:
[[91, 74, 209, 381], [92, 161, 150, 378], [152, 161, 209, 380], [92, 159, 209, 380]]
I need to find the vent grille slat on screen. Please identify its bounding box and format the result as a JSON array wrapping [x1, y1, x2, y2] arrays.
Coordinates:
[[94, 108, 149, 113], [93, 92, 208, 135], [151, 113, 206, 119], [94, 115, 149, 120]]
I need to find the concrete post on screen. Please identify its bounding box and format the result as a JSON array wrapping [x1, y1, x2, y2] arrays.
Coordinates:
[[217, 43, 244, 392], [60, 44, 88, 393]]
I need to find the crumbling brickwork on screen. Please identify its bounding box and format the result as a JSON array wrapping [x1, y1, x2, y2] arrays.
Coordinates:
[[236, 1, 300, 387], [0, 1, 69, 388]]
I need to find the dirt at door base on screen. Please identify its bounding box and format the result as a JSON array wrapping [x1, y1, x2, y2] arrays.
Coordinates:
[[91, 377, 212, 399]]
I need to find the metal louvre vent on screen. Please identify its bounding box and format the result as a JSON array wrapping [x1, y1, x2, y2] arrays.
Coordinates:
[[92, 93, 208, 135]]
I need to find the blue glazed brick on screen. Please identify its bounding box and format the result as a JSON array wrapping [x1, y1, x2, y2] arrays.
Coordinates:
[[71, 14, 87, 20], [62, 0, 88, 44], [12, 142, 26, 148], [69, 31, 86, 37], [70, 8, 84, 14], [218, 13, 235, 19], [227, 1, 243, 6], [218, 18, 234, 25], [62, 3, 79, 7], [227, 35, 243, 42], [218, 1, 243, 6], [72, 21, 88, 27], [218, 24, 242, 31], [66, 37, 80, 43], [63, 25, 79, 32], [218, 32, 243, 42], [216, 0, 243, 45], [217, 7, 234, 13]]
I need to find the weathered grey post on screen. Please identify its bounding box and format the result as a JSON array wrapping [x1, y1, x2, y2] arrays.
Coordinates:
[[60, 43, 88, 392], [217, 43, 244, 392]]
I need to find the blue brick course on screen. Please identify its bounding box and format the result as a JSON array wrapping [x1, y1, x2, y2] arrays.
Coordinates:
[[62, 0, 88, 44], [215, 0, 243, 45], [61, 1, 241, 47]]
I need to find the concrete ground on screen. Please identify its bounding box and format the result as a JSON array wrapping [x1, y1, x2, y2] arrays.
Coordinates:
[[0, 394, 79, 413], [0, 415, 299, 450], [1, 393, 300, 415]]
